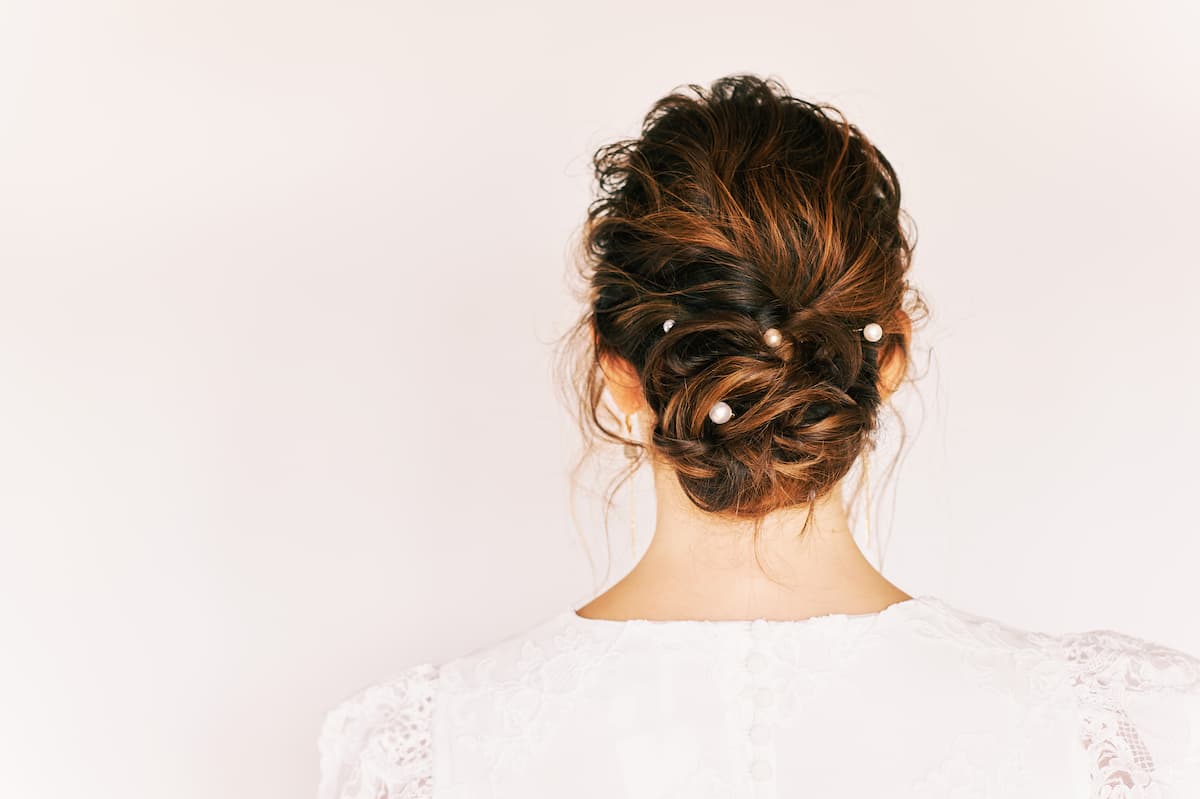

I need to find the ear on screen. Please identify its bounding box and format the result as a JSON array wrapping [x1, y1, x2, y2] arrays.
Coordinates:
[[592, 318, 647, 417], [597, 349, 647, 418], [877, 309, 913, 401]]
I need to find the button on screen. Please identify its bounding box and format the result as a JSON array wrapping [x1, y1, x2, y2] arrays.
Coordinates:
[[750, 759, 773, 781], [749, 723, 771, 745], [750, 618, 769, 636], [753, 687, 773, 709], [745, 651, 768, 674]]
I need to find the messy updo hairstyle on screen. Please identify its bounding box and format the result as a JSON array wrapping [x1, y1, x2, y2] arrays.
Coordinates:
[[556, 74, 929, 545]]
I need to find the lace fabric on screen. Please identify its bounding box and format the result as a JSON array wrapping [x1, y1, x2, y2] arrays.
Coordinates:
[[1063, 630, 1200, 798], [316, 598, 1200, 799], [318, 663, 438, 799]]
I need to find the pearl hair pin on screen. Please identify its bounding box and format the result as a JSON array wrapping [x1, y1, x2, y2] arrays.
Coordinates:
[[861, 322, 883, 342], [708, 400, 734, 424]]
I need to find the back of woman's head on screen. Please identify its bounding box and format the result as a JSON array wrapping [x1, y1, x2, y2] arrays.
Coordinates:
[[560, 73, 928, 522]]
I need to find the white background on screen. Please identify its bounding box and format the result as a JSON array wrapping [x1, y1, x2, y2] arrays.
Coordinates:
[[1, 2, 1197, 797]]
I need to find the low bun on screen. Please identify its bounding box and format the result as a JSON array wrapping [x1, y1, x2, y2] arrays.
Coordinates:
[[559, 73, 928, 522], [641, 306, 881, 515]]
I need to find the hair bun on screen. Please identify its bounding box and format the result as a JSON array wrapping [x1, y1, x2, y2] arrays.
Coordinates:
[[642, 309, 875, 514]]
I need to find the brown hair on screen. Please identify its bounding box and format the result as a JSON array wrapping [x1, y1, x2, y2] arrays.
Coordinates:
[[556, 74, 929, 546]]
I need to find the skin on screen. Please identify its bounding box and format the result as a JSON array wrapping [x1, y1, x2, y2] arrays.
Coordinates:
[[576, 309, 915, 623]]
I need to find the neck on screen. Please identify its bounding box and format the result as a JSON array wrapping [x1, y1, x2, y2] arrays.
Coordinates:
[[577, 456, 911, 622]]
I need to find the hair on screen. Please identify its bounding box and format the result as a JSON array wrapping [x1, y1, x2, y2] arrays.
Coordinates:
[[555, 73, 930, 555]]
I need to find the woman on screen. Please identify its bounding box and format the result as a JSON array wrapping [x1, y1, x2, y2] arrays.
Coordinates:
[[318, 74, 1200, 798]]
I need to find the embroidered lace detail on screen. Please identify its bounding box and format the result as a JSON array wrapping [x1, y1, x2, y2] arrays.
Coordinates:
[[318, 663, 439, 799], [1063, 629, 1200, 798]]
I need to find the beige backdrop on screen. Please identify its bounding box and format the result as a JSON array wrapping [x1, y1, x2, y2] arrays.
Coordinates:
[[1, 1, 1197, 798]]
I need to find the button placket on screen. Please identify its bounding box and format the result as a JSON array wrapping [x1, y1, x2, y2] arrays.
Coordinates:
[[744, 620, 777, 796]]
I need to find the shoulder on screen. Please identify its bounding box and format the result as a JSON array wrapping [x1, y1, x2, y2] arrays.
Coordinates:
[[1056, 625, 1200, 692], [315, 610, 586, 799], [434, 608, 617, 694], [917, 596, 1200, 681], [925, 597, 1200, 794], [317, 662, 440, 799]]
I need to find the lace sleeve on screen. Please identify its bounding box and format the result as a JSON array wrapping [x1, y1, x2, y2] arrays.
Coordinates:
[[317, 663, 439, 799], [1064, 629, 1200, 798]]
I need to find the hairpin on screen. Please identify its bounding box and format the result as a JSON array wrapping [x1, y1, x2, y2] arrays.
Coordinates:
[[708, 400, 734, 424], [860, 322, 883, 342]]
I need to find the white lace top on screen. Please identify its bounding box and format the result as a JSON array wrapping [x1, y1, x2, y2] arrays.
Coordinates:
[[317, 595, 1200, 798]]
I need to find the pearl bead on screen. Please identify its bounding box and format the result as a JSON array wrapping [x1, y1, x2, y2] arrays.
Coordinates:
[[763, 327, 783, 347], [662, 319, 675, 333], [708, 400, 733, 424], [862, 322, 883, 342]]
